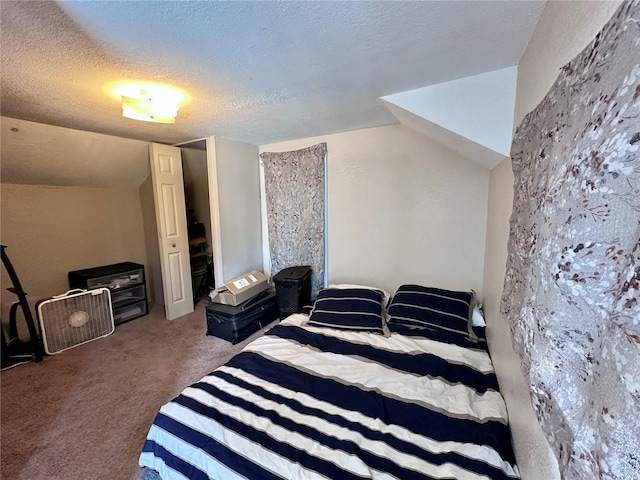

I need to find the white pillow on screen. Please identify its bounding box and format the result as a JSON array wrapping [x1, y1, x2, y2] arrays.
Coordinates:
[[472, 305, 486, 327]]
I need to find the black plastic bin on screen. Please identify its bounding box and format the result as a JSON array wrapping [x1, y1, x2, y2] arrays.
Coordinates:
[[273, 266, 312, 318]]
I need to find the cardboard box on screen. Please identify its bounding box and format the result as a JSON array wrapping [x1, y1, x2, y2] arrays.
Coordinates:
[[211, 270, 268, 306]]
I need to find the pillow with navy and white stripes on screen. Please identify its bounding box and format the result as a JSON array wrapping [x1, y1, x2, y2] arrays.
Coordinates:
[[307, 288, 385, 334], [388, 284, 474, 338]]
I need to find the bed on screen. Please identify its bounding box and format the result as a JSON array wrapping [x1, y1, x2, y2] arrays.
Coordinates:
[[139, 284, 520, 479]]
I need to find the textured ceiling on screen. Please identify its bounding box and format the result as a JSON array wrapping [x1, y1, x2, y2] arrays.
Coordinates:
[[1, 0, 545, 147], [1, 117, 150, 188]]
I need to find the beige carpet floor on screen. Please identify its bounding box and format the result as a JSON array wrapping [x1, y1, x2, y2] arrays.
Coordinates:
[[1, 302, 275, 480]]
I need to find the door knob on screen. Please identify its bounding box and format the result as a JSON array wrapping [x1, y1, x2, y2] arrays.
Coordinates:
[[172, 243, 176, 248]]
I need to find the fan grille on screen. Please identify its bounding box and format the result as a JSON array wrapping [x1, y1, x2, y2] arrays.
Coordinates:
[[38, 289, 114, 354]]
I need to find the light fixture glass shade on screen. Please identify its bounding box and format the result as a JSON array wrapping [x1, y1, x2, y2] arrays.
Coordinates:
[[122, 92, 179, 124]]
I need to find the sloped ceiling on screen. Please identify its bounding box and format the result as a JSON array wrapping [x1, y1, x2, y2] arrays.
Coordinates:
[[0, 1, 545, 187], [1, 117, 149, 188], [382, 66, 518, 169]]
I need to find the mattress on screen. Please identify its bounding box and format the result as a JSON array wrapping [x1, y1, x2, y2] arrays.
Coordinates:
[[139, 312, 519, 479]]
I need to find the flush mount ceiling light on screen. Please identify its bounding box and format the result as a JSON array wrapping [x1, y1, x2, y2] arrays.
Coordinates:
[[122, 91, 178, 124], [107, 83, 188, 124]]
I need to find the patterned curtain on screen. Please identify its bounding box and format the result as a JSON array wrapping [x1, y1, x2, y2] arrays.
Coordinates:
[[502, 2, 640, 479], [260, 143, 326, 298]]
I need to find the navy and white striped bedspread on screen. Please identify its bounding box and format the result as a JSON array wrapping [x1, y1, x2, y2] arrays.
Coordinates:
[[139, 315, 519, 479]]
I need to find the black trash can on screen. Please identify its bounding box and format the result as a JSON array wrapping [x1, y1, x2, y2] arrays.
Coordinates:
[[273, 266, 312, 318]]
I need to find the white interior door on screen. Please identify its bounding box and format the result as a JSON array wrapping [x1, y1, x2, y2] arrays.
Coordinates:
[[149, 143, 194, 320]]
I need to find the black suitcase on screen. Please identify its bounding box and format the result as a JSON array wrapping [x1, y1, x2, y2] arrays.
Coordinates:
[[205, 290, 279, 344]]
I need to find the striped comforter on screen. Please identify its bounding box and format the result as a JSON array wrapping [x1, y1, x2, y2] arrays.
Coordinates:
[[139, 314, 519, 479]]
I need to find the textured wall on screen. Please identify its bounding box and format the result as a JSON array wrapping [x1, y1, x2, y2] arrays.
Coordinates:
[[504, 2, 640, 476], [483, 159, 559, 479], [213, 137, 263, 283], [260, 124, 489, 297], [513, 0, 623, 127], [482, 1, 624, 479], [1, 184, 147, 336]]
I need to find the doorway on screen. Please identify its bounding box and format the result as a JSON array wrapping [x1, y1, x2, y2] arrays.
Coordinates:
[[176, 139, 214, 305], [144, 136, 263, 320]]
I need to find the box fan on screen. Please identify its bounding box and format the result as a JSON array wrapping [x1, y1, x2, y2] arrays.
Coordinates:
[[37, 289, 115, 355]]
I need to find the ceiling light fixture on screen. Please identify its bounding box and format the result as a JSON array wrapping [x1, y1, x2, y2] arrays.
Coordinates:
[[122, 89, 179, 124], [107, 83, 187, 124]]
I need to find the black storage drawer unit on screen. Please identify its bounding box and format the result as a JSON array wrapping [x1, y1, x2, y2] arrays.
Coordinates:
[[273, 266, 312, 317], [206, 291, 279, 344], [68, 262, 148, 325]]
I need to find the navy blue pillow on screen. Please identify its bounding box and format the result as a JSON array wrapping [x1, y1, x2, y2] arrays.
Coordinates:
[[308, 288, 385, 334], [388, 284, 474, 337]]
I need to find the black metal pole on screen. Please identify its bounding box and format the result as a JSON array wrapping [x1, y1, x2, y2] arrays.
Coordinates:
[[1, 245, 44, 363]]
